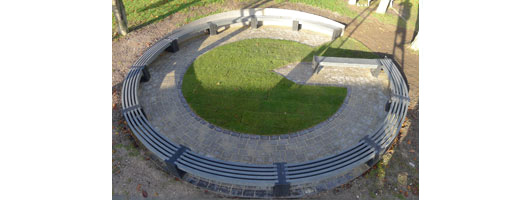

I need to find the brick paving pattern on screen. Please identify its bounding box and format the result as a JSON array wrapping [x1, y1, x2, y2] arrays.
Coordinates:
[[138, 25, 389, 165]]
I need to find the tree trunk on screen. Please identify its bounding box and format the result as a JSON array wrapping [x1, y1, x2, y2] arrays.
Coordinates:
[[112, 0, 128, 36], [410, 32, 419, 51], [376, 0, 391, 14]]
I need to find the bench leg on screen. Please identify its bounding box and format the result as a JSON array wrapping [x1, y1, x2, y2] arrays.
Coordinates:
[[165, 146, 189, 178], [312, 63, 323, 74], [371, 65, 383, 77], [208, 22, 218, 36], [273, 183, 291, 197], [385, 100, 391, 112], [331, 28, 341, 40], [367, 157, 379, 166], [312, 56, 319, 74], [165, 39, 179, 53], [165, 161, 187, 178], [273, 162, 290, 197], [140, 108, 148, 120], [313, 65, 322, 74], [292, 20, 300, 31], [140, 67, 150, 82], [251, 17, 258, 29], [365, 148, 382, 166]]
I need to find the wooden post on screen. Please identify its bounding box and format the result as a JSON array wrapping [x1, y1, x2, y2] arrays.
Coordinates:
[[112, 0, 128, 35]]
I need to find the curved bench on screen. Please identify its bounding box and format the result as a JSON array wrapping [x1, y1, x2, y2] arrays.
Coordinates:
[[121, 9, 409, 198], [283, 57, 409, 188], [166, 8, 345, 46]]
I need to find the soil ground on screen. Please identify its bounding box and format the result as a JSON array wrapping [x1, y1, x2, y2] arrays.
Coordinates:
[[113, 1, 419, 199]]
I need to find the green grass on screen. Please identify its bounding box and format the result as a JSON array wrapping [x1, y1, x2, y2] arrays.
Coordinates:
[[394, 193, 406, 200], [286, 0, 418, 30], [302, 36, 380, 62], [113, 0, 419, 37], [187, 9, 222, 23], [112, 0, 225, 36], [113, 142, 140, 157], [372, 0, 419, 30], [286, 0, 358, 18], [182, 38, 376, 135]]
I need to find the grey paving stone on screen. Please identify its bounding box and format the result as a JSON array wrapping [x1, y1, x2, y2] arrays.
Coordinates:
[[138, 25, 390, 165]]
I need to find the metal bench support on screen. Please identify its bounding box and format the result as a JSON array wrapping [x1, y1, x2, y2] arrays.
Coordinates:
[[292, 20, 300, 31], [122, 105, 141, 115], [332, 28, 341, 40], [362, 136, 382, 166], [165, 146, 189, 178], [273, 162, 290, 197], [385, 100, 391, 112], [208, 22, 218, 36], [371, 65, 384, 77], [391, 94, 410, 102], [165, 39, 179, 53], [251, 17, 258, 29], [140, 67, 150, 82], [312, 56, 321, 74]]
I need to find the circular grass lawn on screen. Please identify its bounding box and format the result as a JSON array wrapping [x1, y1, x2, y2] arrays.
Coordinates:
[[182, 38, 376, 135]]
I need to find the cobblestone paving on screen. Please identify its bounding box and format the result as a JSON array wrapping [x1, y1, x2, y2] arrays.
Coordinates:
[[138, 25, 390, 164]]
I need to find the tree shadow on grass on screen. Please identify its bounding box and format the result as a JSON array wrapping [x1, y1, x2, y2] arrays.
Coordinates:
[[302, 45, 380, 62], [114, 1, 412, 141], [129, 0, 202, 32], [412, 2, 419, 42], [128, 0, 281, 33], [138, 0, 177, 13], [174, 36, 350, 135], [127, 24, 409, 136], [241, 0, 273, 9], [112, 5, 418, 197], [392, 0, 411, 70]]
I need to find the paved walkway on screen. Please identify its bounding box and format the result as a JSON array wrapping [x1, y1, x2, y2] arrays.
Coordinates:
[[138, 25, 390, 164]]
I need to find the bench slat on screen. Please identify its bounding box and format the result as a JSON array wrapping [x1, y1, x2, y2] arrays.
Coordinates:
[[124, 113, 170, 160], [119, 9, 412, 194], [286, 144, 371, 174], [178, 155, 278, 176], [133, 39, 171, 67], [184, 151, 276, 170], [177, 160, 278, 186], [286, 150, 374, 181]]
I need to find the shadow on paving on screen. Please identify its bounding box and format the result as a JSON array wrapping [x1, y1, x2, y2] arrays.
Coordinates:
[[115, 6, 413, 159], [314, 102, 418, 199], [143, 27, 402, 135], [112, 2, 417, 198]]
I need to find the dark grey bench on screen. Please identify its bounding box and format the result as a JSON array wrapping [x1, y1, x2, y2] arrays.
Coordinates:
[[121, 9, 408, 198]]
